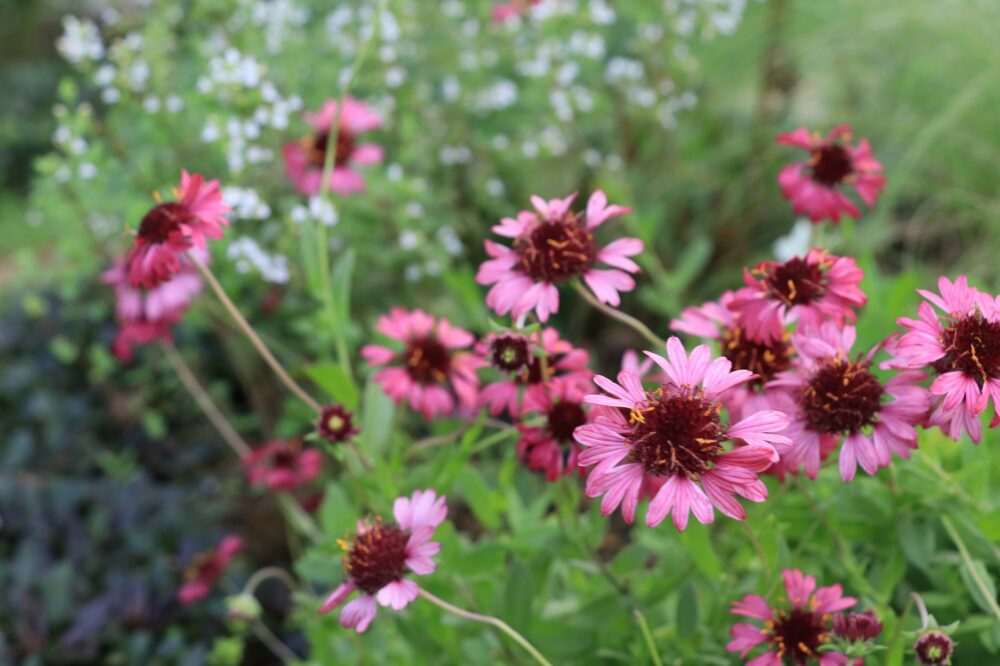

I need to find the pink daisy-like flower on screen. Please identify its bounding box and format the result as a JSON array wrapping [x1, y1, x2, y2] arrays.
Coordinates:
[[361, 308, 483, 420], [894, 275, 1000, 441], [574, 337, 790, 530], [476, 190, 643, 323], [777, 124, 886, 223], [727, 568, 858, 665], [282, 97, 383, 196], [516, 379, 593, 482], [478, 327, 592, 417], [319, 489, 446, 633], [127, 171, 229, 289], [730, 249, 867, 343], [491, 0, 540, 21], [768, 321, 928, 482], [178, 535, 244, 605], [243, 440, 323, 492]]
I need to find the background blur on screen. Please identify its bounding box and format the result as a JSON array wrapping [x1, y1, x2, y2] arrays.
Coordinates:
[[1, 0, 998, 663]]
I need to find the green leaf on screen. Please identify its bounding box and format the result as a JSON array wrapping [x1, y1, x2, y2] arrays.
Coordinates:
[[959, 558, 999, 618], [305, 362, 359, 410], [677, 524, 721, 579], [676, 581, 699, 638], [361, 379, 395, 456], [503, 559, 534, 630]]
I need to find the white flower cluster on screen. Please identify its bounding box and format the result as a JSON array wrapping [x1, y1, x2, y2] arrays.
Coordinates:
[[223, 187, 272, 220], [56, 16, 104, 65], [197, 47, 264, 93], [227, 236, 291, 283], [247, 0, 310, 53], [290, 197, 339, 227]]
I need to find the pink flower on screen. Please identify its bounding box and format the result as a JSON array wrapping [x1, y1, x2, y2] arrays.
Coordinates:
[[103, 251, 205, 361], [516, 379, 593, 482], [243, 440, 323, 492], [282, 97, 383, 196], [893, 275, 1000, 441], [491, 0, 540, 21], [478, 327, 592, 417], [319, 489, 447, 633], [476, 191, 643, 322], [127, 171, 229, 288], [575, 337, 790, 530], [777, 125, 886, 223], [361, 308, 483, 419], [178, 535, 244, 605], [727, 568, 857, 665], [730, 249, 867, 343], [768, 322, 929, 481]]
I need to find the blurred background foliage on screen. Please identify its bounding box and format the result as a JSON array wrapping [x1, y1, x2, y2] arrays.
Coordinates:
[[1, 0, 998, 663]]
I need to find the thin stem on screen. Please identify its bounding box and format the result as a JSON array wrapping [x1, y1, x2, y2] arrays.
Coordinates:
[[573, 281, 665, 349], [244, 566, 299, 597], [941, 515, 1000, 626], [251, 619, 299, 664], [162, 340, 251, 458], [189, 251, 322, 413], [911, 592, 930, 629], [634, 609, 664, 666], [418, 588, 553, 666], [277, 493, 322, 542], [741, 521, 771, 579]]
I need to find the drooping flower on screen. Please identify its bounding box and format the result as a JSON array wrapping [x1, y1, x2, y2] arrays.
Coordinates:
[[127, 171, 229, 288], [178, 535, 244, 605], [768, 321, 928, 481], [476, 191, 642, 322], [516, 379, 592, 482], [317, 404, 359, 444], [894, 275, 1000, 441], [103, 250, 205, 361], [361, 308, 483, 419], [282, 97, 383, 196], [730, 249, 867, 343], [491, 0, 540, 22], [478, 327, 591, 417], [776, 125, 886, 223], [243, 440, 323, 492], [319, 489, 446, 633], [575, 337, 790, 530], [914, 631, 955, 665], [727, 568, 857, 665]]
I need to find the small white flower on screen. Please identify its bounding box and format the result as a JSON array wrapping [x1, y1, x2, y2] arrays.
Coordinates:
[[404, 202, 424, 218], [485, 179, 505, 197], [399, 230, 421, 251], [143, 96, 161, 113], [165, 95, 184, 113], [78, 162, 97, 180], [56, 16, 104, 65], [308, 196, 339, 227], [404, 264, 422, 282], [386, 163, 403, 181], [773, 219, 813, 262], [94, 64, 116, 87], [101, 87, 121, 104]]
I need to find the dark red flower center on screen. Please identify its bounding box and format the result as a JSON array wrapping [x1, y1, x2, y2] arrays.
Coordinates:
[[801, 357, 883, 434], [271, 447, 298, 470], [547, 400, 587, 443], [810, 143, 854, 186], [138, 202, 194, 244], [318, 404, 356, 444], [760, 257, 826, 307], [307, 128, 356, 168], [914, 631, 954, 665], [626, 388, 726, 478], [344, 521, 408, 595], [185, 551, 221, 584], [490, 335, 531, 373], [404, 336, 452, 384], [515, 215, 597, 283], [769, 608, 829, 663], [720, 326, 792, 388], [934, 313, 1000, 385]]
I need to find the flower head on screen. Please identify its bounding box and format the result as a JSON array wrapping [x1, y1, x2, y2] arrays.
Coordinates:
[[178, 535, 244, 605], [317, 404, 359, 444], [243, 440, 322, 492], [768, 322, 928, 481], [319, 489, 446, 633], [282, 97, 383, 196], [361, 308, 483, 419], [491, 0, 540, 22], [575, 337, 789, 530], [833, 610, 884, 643], [914, 631, 954, 665], [894, 275, 1000, 442], [730, 249, 867, 343], [476, 191, 642, 322], [516, 379, 593, 482], [478, 327, 591, 417], [777, 125, 886, 223], [727, 568, 857, 665], [128, 171, 229, 289]]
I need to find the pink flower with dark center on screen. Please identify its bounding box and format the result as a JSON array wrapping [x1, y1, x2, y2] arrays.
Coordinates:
[[282, 97, 383, 196], [894, 275, 1000, 441], [127, 171, 229, 289], [777, 125, 886, 223], [671, 290, 795, 420], [243, 440, 323, 492], [317, 404, 359, 444], [319, 489, 446, 633], [574, 337, 790, 530], [476, 191, 643, 322], [516, 379, 593, 482], [478, 328, 592, 417], [914, 630, 954, 665], [730, 249, 867, 343], [178, 535, 244, 605], [491, 0, 540, 22], [361, 308, 483, 419], [727, 568, 857, 665], [768, 322, 928, 482], [832, 611, 884, 643]]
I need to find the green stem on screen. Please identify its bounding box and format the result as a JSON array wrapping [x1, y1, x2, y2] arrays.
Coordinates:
[[634, 609, 664, 666], [277, 493, 322, 542], [572, 280, 665, 349], [941, 515, 1000, 625]]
